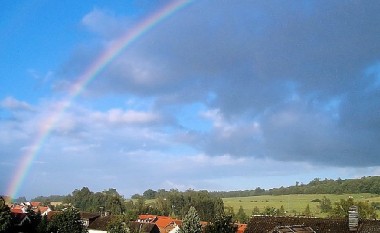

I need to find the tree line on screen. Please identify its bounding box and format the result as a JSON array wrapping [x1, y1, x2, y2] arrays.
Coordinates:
[[266, 176, 380, 196], [208, 176, 380, 198], [11, 176, 380, 203], [62, 187, 224, 222], [133, 177, 380, 200]]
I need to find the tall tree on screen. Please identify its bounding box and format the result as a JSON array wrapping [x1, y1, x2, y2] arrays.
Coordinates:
[[107, 216, 128, 233], [224, 206, 235, 219], [36, 215, 49, 233], [64, 187, 126, 214], [330, 198, 377, 219], [263, 206, 277, 216], [180, 206, 202, 233], [204, 214, 237, 233], [154, 196, 171, 216], [357, 201, 377, 219], [277, 205, 285, 216], [252, 206, 260, 216], [24, 207, 42, 233], [135, 197, 147, 214], [143, 189, 157, 199], [0, 197, 12, 233], [48, 207, 87, 233], [330, 198, 355, 218], [304, 204, 311, 217], [235, 206, 248, 223], [319, 196, 332, 213]]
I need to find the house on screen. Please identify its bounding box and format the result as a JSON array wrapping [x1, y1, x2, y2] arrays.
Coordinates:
[[10, 205, 26, 214], [245, 216, 380, 233], [80, 212, 101, 227], [50, 201, 63, 207], [11, 212, 31, 226], [10, 201, 52, 216], [237, 224, 247, 233], [88, 215, 160, 233], [138, 215, 182, 233], [270, 225, 316, 233], [30, 201, 41, 208], [167, 225, 180, 233], [29, 201, 52, 215], [11, 212, 32, 232], [88, 215, 117, 233], [129, 222, 160, 233], [38, 206, 52, 216]]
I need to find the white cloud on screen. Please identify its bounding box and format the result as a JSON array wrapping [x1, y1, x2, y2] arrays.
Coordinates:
[[1, 96, 33, 111], [81, 8, 128, 38], [105, 109, 160, 124], [187, 154, 246, 166]]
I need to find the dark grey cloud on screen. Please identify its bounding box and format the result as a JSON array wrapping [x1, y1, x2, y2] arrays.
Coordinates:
[[59, 1, 380, 167]]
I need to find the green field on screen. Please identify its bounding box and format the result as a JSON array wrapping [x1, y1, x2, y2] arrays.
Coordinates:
[[222, 193, 380, 218]]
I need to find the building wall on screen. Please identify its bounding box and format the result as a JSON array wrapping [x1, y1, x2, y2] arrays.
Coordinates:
[[88, 230, 107, 233]]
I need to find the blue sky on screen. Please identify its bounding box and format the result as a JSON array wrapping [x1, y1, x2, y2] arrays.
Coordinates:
[[1, 0, 380, 199]]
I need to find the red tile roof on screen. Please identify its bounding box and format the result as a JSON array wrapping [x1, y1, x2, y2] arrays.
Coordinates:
[[237, 224, 247, 233], [245, 216, 380, 233], [138, 215, 182, 233], [139, 214, 157, 221], [38, 206, 49, 214], [11, 208, 24, 214]]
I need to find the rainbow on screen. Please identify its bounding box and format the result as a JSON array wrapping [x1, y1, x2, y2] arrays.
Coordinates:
[[6, 0, 192, 199]]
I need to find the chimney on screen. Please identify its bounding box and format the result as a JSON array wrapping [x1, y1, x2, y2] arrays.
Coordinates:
[[348, 206, 358, 231]]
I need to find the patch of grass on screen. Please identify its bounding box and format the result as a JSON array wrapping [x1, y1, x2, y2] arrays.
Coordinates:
[[222, 193, 380, 218]]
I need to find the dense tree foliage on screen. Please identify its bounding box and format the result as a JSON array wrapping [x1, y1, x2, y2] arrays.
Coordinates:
[[0, 197, 12, 233], [272, 176, 380, 195], [180, 206, 202, 233], [48, 207, 87, 233], [132, 189, 224, 221], [31, 195, 66, 203], [61, 187, 223, 222], [107, 216, 128, 233], [64, 187, 126, 214], [22, 207, 42, 233], [204, 214, 237, 233], [252, 206, 260, 216], [205, 176, 380, 198], [329, 197, 377, 219], [165, 189, 224, 221], [36, 215, 48, 233], [262, 206, 277, 216], [235, 206, 248, 223], [319, 196, 333, 213], [12, 196, 27, 203], [143, 189, 157, 200]]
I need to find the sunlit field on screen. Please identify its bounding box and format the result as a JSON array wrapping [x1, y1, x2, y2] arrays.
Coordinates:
[[223, 193, 380, 218]]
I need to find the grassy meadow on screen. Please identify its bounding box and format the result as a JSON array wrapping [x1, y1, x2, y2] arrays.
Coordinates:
[[222, 193, 380, 218]]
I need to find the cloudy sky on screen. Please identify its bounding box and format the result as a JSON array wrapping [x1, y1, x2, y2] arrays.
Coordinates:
[[1, 0, 380, 199]]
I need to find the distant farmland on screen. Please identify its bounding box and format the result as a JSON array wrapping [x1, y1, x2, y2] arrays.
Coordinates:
[[222, 193, 380, 218]]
